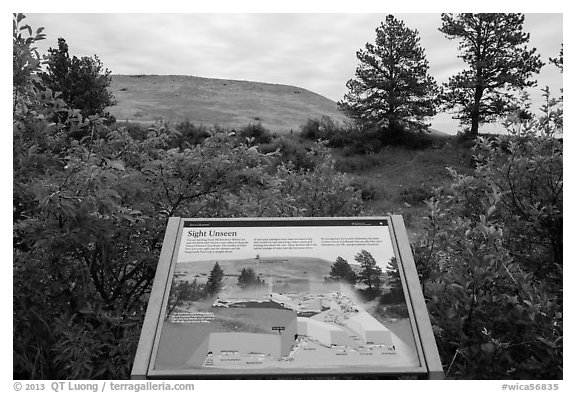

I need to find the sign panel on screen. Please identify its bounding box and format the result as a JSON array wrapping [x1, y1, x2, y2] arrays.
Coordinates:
[[132, 217, 443, 379]]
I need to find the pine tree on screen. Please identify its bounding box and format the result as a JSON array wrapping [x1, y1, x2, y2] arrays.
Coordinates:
[[167, 280, 193, 316], [439, 13, 544, 137], [40, 37, 116, 121], [385, 257, 405, 303], [205, 262, 224, 296], [355, 250, 383, 290], [329, 257, 357, 285], [338, 14, 438, 138]]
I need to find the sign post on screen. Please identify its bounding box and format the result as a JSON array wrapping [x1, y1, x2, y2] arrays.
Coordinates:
[[132, 216, 443, 379]]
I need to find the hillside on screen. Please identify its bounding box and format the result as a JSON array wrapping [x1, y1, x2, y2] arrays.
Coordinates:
[[176, 256, 334, 282], [108, 74, 349, 133]]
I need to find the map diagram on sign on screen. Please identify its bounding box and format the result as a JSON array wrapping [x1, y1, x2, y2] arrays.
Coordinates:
[[153, 223, 421, 371]]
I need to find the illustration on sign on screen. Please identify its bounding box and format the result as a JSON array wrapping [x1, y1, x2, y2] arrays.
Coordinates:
[[151, 220, 421, 372]]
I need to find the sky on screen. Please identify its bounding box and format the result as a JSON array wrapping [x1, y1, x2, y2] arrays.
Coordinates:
[[21, 10, 563, 134]]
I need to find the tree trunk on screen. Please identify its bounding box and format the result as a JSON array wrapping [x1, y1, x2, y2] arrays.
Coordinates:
[[470, 86, 483, 138], [470, 112, 479, 137]]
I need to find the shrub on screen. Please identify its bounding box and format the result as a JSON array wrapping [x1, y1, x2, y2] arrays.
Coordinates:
[[337, 127, 383, 155], [378, 126, 435, 149], [301, 117, 436, 153], [299, 116, 362, 150], [110, 121, 148, 140], [414, 129, 562, 379], [238, 122, 272, 145], [299, 118, 323, 140], [248, 143, 363, 217], [174, 120, 211, 147], [299, 115, 338, 140], [399, 185, 432, 205], [349, 179, 377, 201], [273, 137, 317, 172]]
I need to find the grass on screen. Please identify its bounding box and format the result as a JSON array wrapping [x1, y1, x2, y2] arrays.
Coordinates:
[[108, 74, 348, 133], [333, 138, 474, 240]]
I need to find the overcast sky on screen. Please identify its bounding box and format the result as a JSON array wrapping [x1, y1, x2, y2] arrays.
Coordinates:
[[22, 12, 563, 133]]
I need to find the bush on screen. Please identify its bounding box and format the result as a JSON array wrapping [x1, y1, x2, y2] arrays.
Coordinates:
[[414, 130, 562, 379], [301, 117, 437, 154], [378, 126, 435, 149], [110, 121, 148, 140], [238, 122, 272, 145], [299, 115, 339, 140], [341, 127, 383, 155], [299, 116, 362, 150], [349, 179, 377, 201], [299, 118, 323, 140], [269, 137, 317, 172], [174, 120, 211, 147], [399, 185, 432, 205]]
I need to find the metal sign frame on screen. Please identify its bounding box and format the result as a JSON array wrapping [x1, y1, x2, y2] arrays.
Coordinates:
[[131, 216, 443, 379]]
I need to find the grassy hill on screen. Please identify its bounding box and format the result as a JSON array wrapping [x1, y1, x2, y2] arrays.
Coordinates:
[[108, 73, 466, 240], [176, 256, 334, 282], [108, 74, 349, 133]]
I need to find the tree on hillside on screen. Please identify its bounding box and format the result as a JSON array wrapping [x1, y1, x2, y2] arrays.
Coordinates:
[[383, 257, 405, 303], [329, 256, 357, 285], [39, 37, 115, 122], [355, 250, 383, 291], [167, 279, 205, 316], [386, 257, 402, 290], [439, 13, 544, 137], [205, 262, 224, 296], [338, 14, 438, 138], [237, 267, 266, 289]]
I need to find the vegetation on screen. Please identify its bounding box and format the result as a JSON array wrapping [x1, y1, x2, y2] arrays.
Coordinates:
[[166, 279, 205, 317], [237, 268, 266, 289], [439, 13, 544, 137], [338, 14, 438, 139], [299, 115, 341, 142], [414, 98, 562, 379], [328, 257, 357, 285], [382, 258, 403, 302], [327, 252, 408, 319], [204, 263, 225, 297], [355, 250, 383, 294], [299, 115, 437, 153], [238, 122, 273, 146], [39, 37, 116, 123]]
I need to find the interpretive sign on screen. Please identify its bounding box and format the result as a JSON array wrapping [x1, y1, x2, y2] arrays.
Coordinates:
[[132, 216, 443, 379]]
